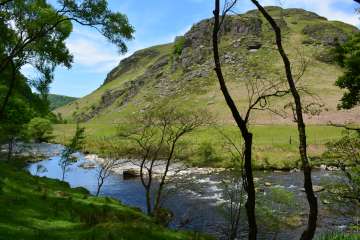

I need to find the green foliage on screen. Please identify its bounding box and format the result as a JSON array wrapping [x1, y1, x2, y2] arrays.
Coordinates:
[[316, 233, 360, 240], [48, 94, 77, 110], [60, 123, 86, 180], [324, 132, 360, 199], [27, 117, 53, 143], [198, 142, 221, 164], [0, 0, 134, 137], [334, 32, 360, 109], [173, 36, 186, 56], [0, 94, 33, 145]]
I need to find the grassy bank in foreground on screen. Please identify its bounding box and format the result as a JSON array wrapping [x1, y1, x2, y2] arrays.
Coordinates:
[[53, 124, 344, 169], [0, 160, 209, 240]]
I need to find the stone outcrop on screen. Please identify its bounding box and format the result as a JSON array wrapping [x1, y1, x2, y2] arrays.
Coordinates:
[[103, 48, 160, 84], [303, 23, 357, 46]]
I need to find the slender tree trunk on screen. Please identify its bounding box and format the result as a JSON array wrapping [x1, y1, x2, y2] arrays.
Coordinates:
[[96, 178, 104, 197], [7, 137, 13, 161], [154, 138, 178, 211], [0, 60, 16, 120], [243, 134, 257, 239], [251, 1, 318, 239], [61, 165, 66, 181], [212, 1, 257, 239], [145, 186, 152, 215]]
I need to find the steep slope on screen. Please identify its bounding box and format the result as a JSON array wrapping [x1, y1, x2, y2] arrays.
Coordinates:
[[48, 94, 77, 110], [56, 7, 359, 125]]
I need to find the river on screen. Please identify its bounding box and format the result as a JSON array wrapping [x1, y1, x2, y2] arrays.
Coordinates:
[[24, 143, 358, 240]]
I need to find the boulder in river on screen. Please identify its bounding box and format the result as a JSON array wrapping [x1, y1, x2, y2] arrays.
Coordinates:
[[79, 162, 97, 169], [301, 185, 325, 192], [123, 169, 140, 180], [264, 182, 272, 187]]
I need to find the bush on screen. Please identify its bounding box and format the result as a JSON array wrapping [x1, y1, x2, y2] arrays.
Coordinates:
[[173, 36, 186, 56], [27, 117, 53, 143], [316, 233, 360, 240], [199, 142, 220, 164]]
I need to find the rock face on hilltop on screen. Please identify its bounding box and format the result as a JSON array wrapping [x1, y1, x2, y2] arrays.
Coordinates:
[[56, 7, 360, 125]]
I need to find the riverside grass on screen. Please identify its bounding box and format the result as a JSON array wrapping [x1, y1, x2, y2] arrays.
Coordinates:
[[0, 160, 210, 240], [53, 123, 344, 169]]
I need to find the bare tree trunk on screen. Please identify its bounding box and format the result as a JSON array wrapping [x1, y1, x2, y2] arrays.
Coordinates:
[[7, 137, 14, 161], [154, 137, 178, 212], [145, 186, 152, 215], [96, 178, 104, 197], [61, 165, 66, 181], [212, 1, 257, 239], [251, 1, 318, 239], [0, 60, 16, 120]]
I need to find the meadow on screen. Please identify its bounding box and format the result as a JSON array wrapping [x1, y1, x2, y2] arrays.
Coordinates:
[[53, 124, 345, 169]]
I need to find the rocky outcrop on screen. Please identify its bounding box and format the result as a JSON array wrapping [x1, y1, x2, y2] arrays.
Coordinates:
[[284, 8, 327, 20], [79, 77, 146, 121], [303, 23, 357, 46], [103, 48, 160, 85], [183, 16, 262, 50]]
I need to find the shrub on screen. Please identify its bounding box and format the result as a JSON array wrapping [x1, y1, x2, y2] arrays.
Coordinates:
[[173, 36, 186, 56], [316, 233, 360, 240], [27, 117, 53, 142], [199, 142, 220, 164]]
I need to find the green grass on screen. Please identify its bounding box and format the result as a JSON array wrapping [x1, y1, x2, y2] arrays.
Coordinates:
[[316, 233, 360, 240], [0, 160, 210, 240], [53, 123, 344, 169]]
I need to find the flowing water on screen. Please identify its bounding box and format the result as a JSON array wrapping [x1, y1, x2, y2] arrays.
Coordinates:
[[25, 143, 359, 240]]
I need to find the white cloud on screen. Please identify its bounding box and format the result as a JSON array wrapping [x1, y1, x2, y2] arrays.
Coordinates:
[[66, 28, 124, 73]]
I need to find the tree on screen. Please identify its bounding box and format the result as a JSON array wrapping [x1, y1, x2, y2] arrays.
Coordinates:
[[94, 140, 125, 197], [118, 104, 207, 217], [212, 2, 257, 238], [0, 0, 134, 118], [0, 95, 33, 160], [211, 1, 296, 238], [59, 123, 85, 181], [325, 132, 360, 202], [27, 117, 53, 143], [250, 1, 318, 239], [333, 32, 360, 109]]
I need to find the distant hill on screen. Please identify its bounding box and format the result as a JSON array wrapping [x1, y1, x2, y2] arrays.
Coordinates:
[[48, 94, 77, 110], [56, 6, 360, 125]]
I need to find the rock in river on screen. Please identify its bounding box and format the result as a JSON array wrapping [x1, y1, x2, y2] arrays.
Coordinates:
[[301, 185, 325, 192], [79, 162, 97, 169], [123, 169, 140, 180]]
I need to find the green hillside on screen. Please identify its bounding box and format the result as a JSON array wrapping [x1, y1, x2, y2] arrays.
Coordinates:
[[54, 7, 359, 168], [0, 161, 208, 240], [48, 94, 77, 110], [56, 7, 359, 124]]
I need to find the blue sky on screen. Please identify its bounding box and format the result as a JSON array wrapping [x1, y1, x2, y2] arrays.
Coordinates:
[[25, 0, 360, 98]]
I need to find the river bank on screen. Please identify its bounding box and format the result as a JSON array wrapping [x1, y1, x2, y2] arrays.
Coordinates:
[[53, 124, 345, 170], [21, 143, 359, 240], [0, 159, 209, 240]]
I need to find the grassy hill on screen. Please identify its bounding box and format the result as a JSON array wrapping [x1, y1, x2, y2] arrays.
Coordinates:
[[48, 94, 78, 110], [0, 160, 209, 240], [56, 7, 359, 124], [53, 7, 359, 168]]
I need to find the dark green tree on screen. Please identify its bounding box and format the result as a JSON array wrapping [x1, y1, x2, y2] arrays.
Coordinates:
[[27, 117, 53, 143], [0, 94, 33, 160], [0, 0, 134, 118], [333, 33, 360, 109]]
